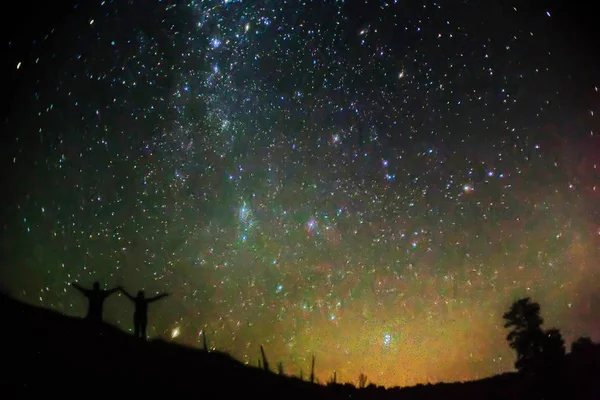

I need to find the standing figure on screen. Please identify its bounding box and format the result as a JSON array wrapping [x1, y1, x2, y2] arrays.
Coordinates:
[[71, 281, 120, 322], [120, 288, 169, 340]]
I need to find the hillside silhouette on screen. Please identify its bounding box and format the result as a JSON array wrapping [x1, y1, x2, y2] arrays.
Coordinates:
[[1, 292, 598, 398]]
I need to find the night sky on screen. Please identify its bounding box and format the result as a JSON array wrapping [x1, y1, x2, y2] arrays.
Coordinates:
[[2, 0, 600, 387]]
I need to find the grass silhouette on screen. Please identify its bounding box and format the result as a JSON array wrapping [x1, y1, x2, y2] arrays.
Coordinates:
[[1, 292, 598, 398]]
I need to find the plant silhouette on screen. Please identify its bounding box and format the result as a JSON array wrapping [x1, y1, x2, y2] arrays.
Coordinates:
[[540, 328, 566, 371], [328, 370, 337, 385], [202, 330, 209, 352], [120, 288, 169, 340], [571, 336, 596, 371], [3, 290, 600, 397], [570, 336, 600, 397], [260, 344, 270, 371], [503, 297, 567, 399], [71, 281, 119, 322], [503, 297, 545, 376], [358, 372, 368, 388]]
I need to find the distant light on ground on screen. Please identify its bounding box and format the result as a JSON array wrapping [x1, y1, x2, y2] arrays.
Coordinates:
[[171, 327, 180, 339]]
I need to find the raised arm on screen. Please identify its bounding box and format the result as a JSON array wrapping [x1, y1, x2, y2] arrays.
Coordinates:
[[119, 287, 135, 301], [148, 293, 169, 303], [104, 286, 121, 297], [71, 282, 88, 295]]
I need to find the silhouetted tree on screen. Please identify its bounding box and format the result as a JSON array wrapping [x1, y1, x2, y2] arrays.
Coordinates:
[[278, 361, 284, 375], [299, 368, 304, 381], [310, 355, 315, 383], [540, 328, 565, 369], [503, 298, 567, 399], [503, 297, 545, 376], [260, 345, 270, 372], [570, 336, 599, 396], [571, 336, 597, 373], [358, 373, 368, 388], [202, 331, 208, 352], [328, 370, 337, 384], [571, 336, 595, 354], [539, 328, 567, 399]]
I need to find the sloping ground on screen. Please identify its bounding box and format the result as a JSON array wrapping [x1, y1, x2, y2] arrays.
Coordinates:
[[0, 292, 329, 397], [0, 293, 597, 398]]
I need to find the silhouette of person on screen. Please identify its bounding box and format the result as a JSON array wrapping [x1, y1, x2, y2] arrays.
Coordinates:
[[120, 288, 169, 340], [71, 281, 120, 322]]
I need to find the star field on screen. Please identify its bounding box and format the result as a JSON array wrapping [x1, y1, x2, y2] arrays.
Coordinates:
[[2, 0, 600, 387]]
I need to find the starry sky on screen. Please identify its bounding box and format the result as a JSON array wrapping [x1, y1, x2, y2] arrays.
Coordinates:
[[2, 0, 600, 388]]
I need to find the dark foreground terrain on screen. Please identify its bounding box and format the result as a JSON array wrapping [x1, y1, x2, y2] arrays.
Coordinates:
[[1, 293, 598, 398]]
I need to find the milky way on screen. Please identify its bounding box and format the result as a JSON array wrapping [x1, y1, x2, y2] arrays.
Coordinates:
[[3, 0, 600, 387]]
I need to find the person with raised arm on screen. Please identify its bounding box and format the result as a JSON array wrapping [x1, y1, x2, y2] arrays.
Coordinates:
[[119, 288, 169, 340], [71, 281, 120, 322]]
